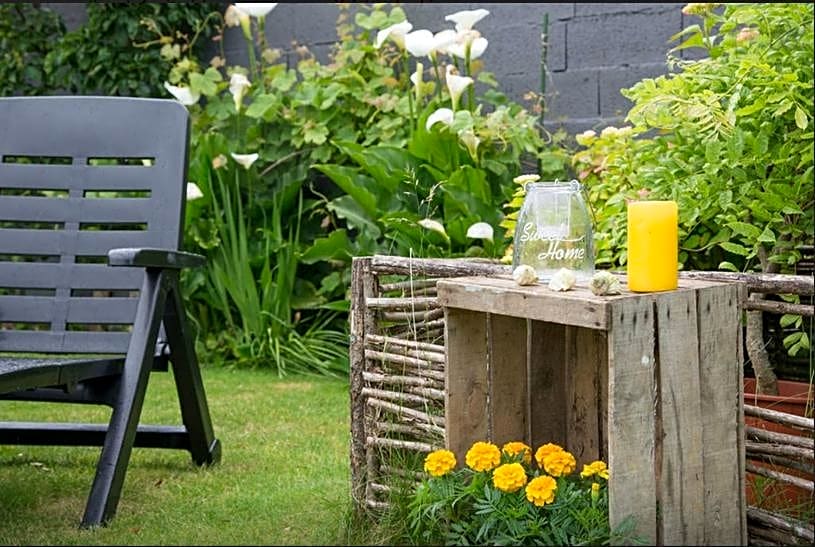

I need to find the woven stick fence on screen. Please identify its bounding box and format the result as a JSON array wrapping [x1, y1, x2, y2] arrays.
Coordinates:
[[349, 255, 813, 543]]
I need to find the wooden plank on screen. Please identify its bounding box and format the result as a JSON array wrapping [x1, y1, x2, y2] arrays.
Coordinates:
[[655, 290, 705, 545], [528, 320, 567, 449], [488, 313, 528, 447], [445, 308, 489, 464], [438, 277, 611, 330], [607, 296, 657, 545], [566, 326, 606, 466], [697, 283, 746, 545]]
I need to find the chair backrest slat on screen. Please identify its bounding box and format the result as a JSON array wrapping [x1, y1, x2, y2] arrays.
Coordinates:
[[0, 96, 190, 354]]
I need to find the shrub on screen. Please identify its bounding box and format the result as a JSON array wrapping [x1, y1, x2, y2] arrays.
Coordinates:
[[0, 3, 65, 96]]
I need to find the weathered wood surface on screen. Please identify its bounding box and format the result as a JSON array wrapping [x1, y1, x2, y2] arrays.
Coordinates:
[[565, 326, 606, 465], [528, 321, 567, 449], [371, 255, 510, 277], [444, 308, 489, 464], [744, 403, 815, 431], [696, 283, 747, 545], [655, 290, 705, 545], [488, 314, 528, 447], [606, 296, 658, 545], [680, 270, 813, 295]]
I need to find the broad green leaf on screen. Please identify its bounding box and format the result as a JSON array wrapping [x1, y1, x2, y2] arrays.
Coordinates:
[[718, 261, 739, 272], [794, 106, 808, 130], [727, 221, 761, 239], [719, 241, 750, 256], [300, 229, 352, 264], [757, 226, 776, 244], [245, 94, 278, 119], [312, 164, 378, 218], [327, 195, 381, 237]]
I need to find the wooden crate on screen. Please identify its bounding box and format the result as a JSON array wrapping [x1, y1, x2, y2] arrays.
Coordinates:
[[437, 275, 748, 546]]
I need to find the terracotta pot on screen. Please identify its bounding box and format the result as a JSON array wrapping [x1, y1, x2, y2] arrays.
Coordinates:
[[743, 378, 814, 516]]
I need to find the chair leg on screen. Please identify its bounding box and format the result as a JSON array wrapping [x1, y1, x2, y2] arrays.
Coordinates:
[[81, 269, 168, 528], [162, 275, 222, 466]]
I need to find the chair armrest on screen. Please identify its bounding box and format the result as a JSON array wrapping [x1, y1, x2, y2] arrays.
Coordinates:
[[108, 248, 206, 269]]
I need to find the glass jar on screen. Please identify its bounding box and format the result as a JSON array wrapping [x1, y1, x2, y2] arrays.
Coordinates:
[[512, 180, 595, 282]]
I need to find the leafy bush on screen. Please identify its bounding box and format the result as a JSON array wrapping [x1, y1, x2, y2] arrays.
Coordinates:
[[45, 2, 220, 97], [406, 440, 643, 545], [161, 3, 570, 373], [0, 3, 65, 96], [572, 3, 813, 274]]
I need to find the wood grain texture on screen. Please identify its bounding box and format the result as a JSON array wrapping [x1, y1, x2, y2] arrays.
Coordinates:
[[529, 320, 567, 449], [445, 308, 489, 464], [488, 314, 528, 447]]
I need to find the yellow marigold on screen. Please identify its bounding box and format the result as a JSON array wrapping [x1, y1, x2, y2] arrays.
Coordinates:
[[424, 449, 457, 477], [502, 441, 532, 465], [591, 482, 601, 503], [534, 443, 565, 469], [543, 450, 576, 477], [526, 475, 557, 507], [492, 463, 528, 493], [465, 441, 501, 472], [580, 460, 609, 480]]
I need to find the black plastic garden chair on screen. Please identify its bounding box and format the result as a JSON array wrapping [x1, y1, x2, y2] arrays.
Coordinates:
[[0, 96, 221, 528]]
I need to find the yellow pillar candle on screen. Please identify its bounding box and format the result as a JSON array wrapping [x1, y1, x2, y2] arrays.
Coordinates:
[[627, 200, 678, 292]]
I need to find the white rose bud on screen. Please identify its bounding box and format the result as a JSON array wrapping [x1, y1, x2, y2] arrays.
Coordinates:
[[548, 268, 576, 291], [512, 265, 538, 286]]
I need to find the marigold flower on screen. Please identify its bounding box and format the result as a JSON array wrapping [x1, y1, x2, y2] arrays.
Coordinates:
[[465, 441, 501, 472], [542, 450, 576, 477], [591, 481, 601, 503], [492, 462, 528, 493], [534, 442, 564, 469], [580, 460, 610, 480], [526, 475, 557, 506], [502, 441, 532, 465], [424, 449, 457, 477]]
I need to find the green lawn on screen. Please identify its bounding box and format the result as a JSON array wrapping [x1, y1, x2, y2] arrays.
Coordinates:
[[0, 367, 362, 545]]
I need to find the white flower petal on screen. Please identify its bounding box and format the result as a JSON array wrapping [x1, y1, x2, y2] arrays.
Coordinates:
[[163, 82, 200, 106], [444, 9, 489, 31], [229, 73, 251, 110], [404, 29, 435, 58], [418, 218, 448, 238], [466, 222, 493, 241], [234, 3, 277, 18], [230, 152, 259, 169], [445, 65, 473, 106], [426, 108, 454, 131], [469, 37, 488, 59], [186, 182, 204, 201], [432, 29, 458, 54], [375, 20, 413, 49]]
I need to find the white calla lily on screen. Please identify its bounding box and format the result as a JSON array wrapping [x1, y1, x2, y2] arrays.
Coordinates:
[[163, 82, 200, 106], [448, 36, 489, 60], [229, 73, 251, 111], [426, 108, 454, 131], [375, 20, 413, 49], [404, 29, 435, 57], [444, 9, 490, 31], [186, 182, 204, 201], [418, 218, 449, 239], [459, 130, 480, 160], [466, 222, 494, 241], [234, 3, 277, 18], [231, 152, 259, 169], [445, 65, 473, 111], [431, 29, 458, 56]]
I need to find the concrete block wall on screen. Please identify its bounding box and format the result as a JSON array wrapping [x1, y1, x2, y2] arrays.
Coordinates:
[[42, 2, 706, 138]]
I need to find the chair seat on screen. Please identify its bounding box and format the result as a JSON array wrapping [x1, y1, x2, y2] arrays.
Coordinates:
[[0, 356, 124, 395]]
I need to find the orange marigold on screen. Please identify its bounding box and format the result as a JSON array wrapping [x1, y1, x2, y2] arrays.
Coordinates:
[[465, 441, 501, 472], [424, 449, 457, 477], [526, 475, 557, 506], [543, 450, 576, 477], [501, 441, 532, 465], [492, 463, 528, 493], [534, 442, 565, 469]]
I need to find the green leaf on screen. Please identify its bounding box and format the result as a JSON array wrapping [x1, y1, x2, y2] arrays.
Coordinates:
[[779, 314, 801, 328], [189, 71, 217, 96], [312, 164, 379, 219], [794, 106, 808, 130], [727, 221, 761, 240], [718, 261, 739, 272], [719, 241, 750, 256], [245, 94, 278, 119], [756, 226, 776, 244], [300, 229, 352, 264]]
